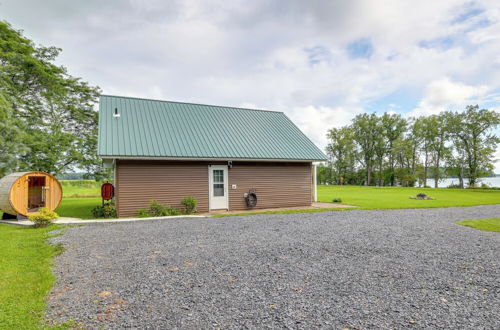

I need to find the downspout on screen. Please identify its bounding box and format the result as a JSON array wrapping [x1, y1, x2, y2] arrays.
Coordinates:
[[113, 159, 118, 216], [112, 158, 116, 185], [313, 163, 317, 203]]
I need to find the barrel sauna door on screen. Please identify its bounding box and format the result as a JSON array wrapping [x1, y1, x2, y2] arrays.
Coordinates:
[[27, 176, 46, 212]]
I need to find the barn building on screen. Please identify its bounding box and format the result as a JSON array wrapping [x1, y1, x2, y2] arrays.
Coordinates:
[[98, 95, 327, 217]]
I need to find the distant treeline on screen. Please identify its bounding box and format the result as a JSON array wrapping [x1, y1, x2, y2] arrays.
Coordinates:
[[320, 105, 500, 188]]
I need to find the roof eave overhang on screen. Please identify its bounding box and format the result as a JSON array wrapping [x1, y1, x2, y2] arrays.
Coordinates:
[[99, 155, 327, 162]]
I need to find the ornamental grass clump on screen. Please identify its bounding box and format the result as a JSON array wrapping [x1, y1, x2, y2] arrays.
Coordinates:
[[28, 208, 58, 227]]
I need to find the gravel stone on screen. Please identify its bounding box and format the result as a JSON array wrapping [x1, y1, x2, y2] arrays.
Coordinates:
[[47, 205, 500, 329]]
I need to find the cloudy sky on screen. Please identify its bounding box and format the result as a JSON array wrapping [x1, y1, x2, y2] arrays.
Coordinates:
[[2, 0, 500, 170]]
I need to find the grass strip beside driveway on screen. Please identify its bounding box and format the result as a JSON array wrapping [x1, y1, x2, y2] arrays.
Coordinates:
[[0, 224, 64, 329], [212, 207, 352, 217], [457, 218, 500, 232]]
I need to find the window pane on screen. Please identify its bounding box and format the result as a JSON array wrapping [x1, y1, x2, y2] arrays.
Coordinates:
[[213, 170, 224, 183], [214, 183, 224, 196]]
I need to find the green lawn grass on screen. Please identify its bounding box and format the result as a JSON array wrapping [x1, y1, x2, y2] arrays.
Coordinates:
[[60, 180, 100, 198], [456, 218, 500, 232], [318, 185, 500, 209], [0, 224, 66, 329], [55, 197, 101, 219], [212, 207, 352, 217]]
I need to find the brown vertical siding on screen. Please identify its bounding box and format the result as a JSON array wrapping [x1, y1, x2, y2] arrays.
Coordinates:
[[116, 160, 210, 216], [116, 160, 312, 216], [228, 162, 312, 210]]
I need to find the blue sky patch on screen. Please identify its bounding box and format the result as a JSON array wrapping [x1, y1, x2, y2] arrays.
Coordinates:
[[367, 89, 421, 114], [419, 36, 454, 50], [452, 7, 484, 24], [304, 45, 332, 65], [346, 38, 374, 59], [464, 17, 491, 32]]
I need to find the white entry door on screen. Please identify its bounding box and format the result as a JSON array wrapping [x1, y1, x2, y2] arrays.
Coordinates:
[[209, 165, 228, 210]]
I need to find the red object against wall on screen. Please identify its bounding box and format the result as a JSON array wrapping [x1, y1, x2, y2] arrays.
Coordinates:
[[101, 183, 114, 200]]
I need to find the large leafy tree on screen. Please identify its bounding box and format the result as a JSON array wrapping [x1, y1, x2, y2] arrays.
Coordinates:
[[447, 105, 500, 187], [373, 119, 386, 186], [0, 86, 25, 176], [381, 113, 407, 186], [392, 136, 417, 187], [445, 139, 468, 188], [351, 113, 379, 185], [413, 116, 437, 186], [0, 20, 101, 176], [326, 126, 356, 184], [428, 113, 450, 188], [406, 118, 421, 181]]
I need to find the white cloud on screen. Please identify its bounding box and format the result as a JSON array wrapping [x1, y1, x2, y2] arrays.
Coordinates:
[[288, 105, 360, 150], [409, 77, 489, 117], [494, 149, 500, 173], [1, 0, 500, 151]]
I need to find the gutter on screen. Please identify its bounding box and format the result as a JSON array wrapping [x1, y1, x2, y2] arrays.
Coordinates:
[[100, 156, 327, 162]]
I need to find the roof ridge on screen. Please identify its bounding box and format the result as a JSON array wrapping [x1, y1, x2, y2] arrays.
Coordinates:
[[100, 94, 284, 114]]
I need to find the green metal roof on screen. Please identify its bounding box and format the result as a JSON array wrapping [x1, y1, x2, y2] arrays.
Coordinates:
[[98, 95, 327, 161]]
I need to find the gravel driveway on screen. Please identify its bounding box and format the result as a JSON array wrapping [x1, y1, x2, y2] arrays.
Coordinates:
[[48, 206, 500, 329]]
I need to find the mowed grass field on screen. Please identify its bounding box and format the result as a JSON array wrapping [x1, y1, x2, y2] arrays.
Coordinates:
[[52, 180, 102, 219], [318, 185, 500, 209], [56, 197, 101, 219], [60, 180, 100, 198], [58, 181, 101, 219]]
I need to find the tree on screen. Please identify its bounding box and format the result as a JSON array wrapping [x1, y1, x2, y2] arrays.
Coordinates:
[[326, 126, 356, 184], [381, 113, 407, 186], [392, 136, 417, 186], [447, 105, 500, 187], [428, 114, 450, 188], [0, 88, 25, 176], [413, 116, 436, 186], [322, 107, 499, 187], [351, 113, 379, 185], [373, 120, 386, 186], [406, 118, 421, 181], [0, 20, 101, 176], [316, 163, 333, 185], [445, 141, 468, 188]]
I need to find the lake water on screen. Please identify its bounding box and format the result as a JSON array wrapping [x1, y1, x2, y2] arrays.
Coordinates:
[[425, 176, 500, 188]]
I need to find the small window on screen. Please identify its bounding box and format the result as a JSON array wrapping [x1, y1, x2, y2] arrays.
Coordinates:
[[213, 169, 224, 196], [213, 170, 223, 183], [214, 183, 224, 196]]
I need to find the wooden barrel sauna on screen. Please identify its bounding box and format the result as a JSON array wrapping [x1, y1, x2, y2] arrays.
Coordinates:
[[0, 172, 62, 217]]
